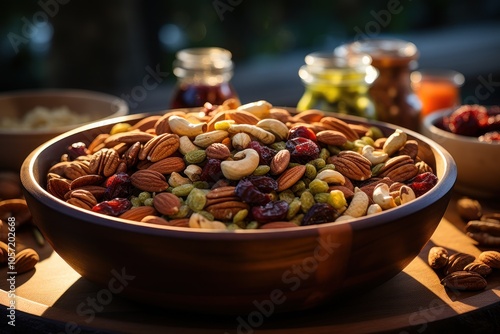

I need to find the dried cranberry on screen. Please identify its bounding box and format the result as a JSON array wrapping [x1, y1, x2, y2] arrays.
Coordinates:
[[67, 142, 87, 160], [104, 173, 132, 200], [479, 131, 500, 143], [302, 203, 335, 226], [245, 175, 278, 192], [92, 198, 131, 216], [446, 105, 489, 136], [408, 172, 438, 197], [481, 114, 500, 134], [200, 159, 223, 182], [235, 178, 271, 205], [251, 200, 288, 223], [249, 141, 277, 165], [286, 137, 320, 163], [288, 126, 317, 141]]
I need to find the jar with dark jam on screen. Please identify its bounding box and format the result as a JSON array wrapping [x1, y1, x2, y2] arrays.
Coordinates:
[[297, 52, 378, 119], [335, 39, 422, 131], [170, 47, 240, 109]]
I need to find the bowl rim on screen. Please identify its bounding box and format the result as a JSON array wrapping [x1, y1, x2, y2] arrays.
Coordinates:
[[422, 108, 500, 145], [21, 110, 457, 241], [0, 88, 129, 135]]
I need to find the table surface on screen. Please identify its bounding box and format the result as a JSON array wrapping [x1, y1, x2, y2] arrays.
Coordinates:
[[1, 192, 499, 334]]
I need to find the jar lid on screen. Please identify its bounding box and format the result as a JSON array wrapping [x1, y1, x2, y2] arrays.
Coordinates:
[[299, 52, 378, 86], [335, 39, 419, 67], [173, 47, 233, 76]]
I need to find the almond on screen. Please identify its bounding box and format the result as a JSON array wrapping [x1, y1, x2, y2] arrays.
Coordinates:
[[147, 157, 186, 175], [205, 201, 249, 221], [104, 131, 154, 147], [270, 150, 290, 175], [119, 205, 158, 222], [15, 248, 39, 274], [153, 192, 181, 216], [225, 110, 260, 125], [291, 109, 324, 123], [130, 170, 169, 192], [141, 215, 170, 226], [316, 130, 348, 146], [320, 116, 359, 141], [276, 165, 306, 192]]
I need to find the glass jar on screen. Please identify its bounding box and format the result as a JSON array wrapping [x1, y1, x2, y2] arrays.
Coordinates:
[[170, 47, 240, 109], [335, 39, 422, 131], [297, 52, 378, 119]]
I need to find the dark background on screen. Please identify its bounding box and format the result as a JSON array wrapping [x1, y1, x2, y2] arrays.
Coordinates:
[[2, 0, 500, 113]]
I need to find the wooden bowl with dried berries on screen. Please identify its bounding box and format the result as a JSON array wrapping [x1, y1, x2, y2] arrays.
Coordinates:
[[422, 104, 500, 198], [21, 100, 456, 314]]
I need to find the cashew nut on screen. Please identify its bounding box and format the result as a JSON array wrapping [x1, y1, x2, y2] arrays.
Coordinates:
[[316, 169, 345, 185], [178, 136, 200, 155], [373, 183, 397, 210], [335, 215, 355, 222], [168, 115, 207, 137], [256, 118, 289, 141], [189, 213, 227, 230], [361, 145, 389, 165], [367, 203, 383, 215], [383, 129, 407, 156], [193, 130, 229, 148], [237, 100, 272, 119], [342, 187, 369, 218], [228, 124, 275, 145], [168, 172, 191, 187], [220, 149, 260, 180], [399, 185, 416, 204]]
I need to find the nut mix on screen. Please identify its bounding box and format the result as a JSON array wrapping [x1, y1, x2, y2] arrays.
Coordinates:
[[45, 99, 439, 230]]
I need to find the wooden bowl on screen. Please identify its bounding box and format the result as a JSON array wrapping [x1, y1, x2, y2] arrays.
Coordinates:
[[21, 111, 456, 314], [0, 89, 128, 172]]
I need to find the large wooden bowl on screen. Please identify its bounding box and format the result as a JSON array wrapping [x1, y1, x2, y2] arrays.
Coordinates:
[[21, 111, 456, 314]]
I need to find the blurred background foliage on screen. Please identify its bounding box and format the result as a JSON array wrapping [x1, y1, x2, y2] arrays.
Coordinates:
[[1, 0, 500, 109]]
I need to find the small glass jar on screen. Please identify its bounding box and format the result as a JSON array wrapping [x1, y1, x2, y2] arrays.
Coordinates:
[[297, 52, 378, 119], [170, 47, 240, 109], [335, 39, 422, 131]]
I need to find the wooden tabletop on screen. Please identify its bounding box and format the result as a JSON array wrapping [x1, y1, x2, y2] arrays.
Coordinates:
[[1, 192, 499, 334]]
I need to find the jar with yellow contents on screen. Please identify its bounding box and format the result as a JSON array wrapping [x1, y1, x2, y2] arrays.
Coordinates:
[[297, 52, 378, 119]]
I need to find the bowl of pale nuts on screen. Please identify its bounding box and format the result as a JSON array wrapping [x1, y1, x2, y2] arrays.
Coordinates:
[[21, 100, 456, 314], [0, 89, 128, 172], [421, 105, 500, 198]]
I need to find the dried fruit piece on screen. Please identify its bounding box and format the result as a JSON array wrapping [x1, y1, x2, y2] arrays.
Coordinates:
[[408, 172, 438, 197], [92, 198, 131, 216], [286, 137, 320, 163], [302, 203, 335, 226], [251, 200, 288, 224]]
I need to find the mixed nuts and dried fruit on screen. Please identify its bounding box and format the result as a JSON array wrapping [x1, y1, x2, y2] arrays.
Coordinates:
[[45, 99, 439, 230], [437, 104, 500, 142], [428, 197, 500, 291]]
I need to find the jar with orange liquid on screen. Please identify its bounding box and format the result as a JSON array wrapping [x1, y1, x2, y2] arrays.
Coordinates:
[[411, 69, 464, 116]]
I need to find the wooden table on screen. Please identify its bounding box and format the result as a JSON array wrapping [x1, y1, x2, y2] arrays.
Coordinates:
[[1, 192, 499, 334]]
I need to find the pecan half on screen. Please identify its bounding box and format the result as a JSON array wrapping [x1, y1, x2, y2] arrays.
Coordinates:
[[328, 151, 372, 181]]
